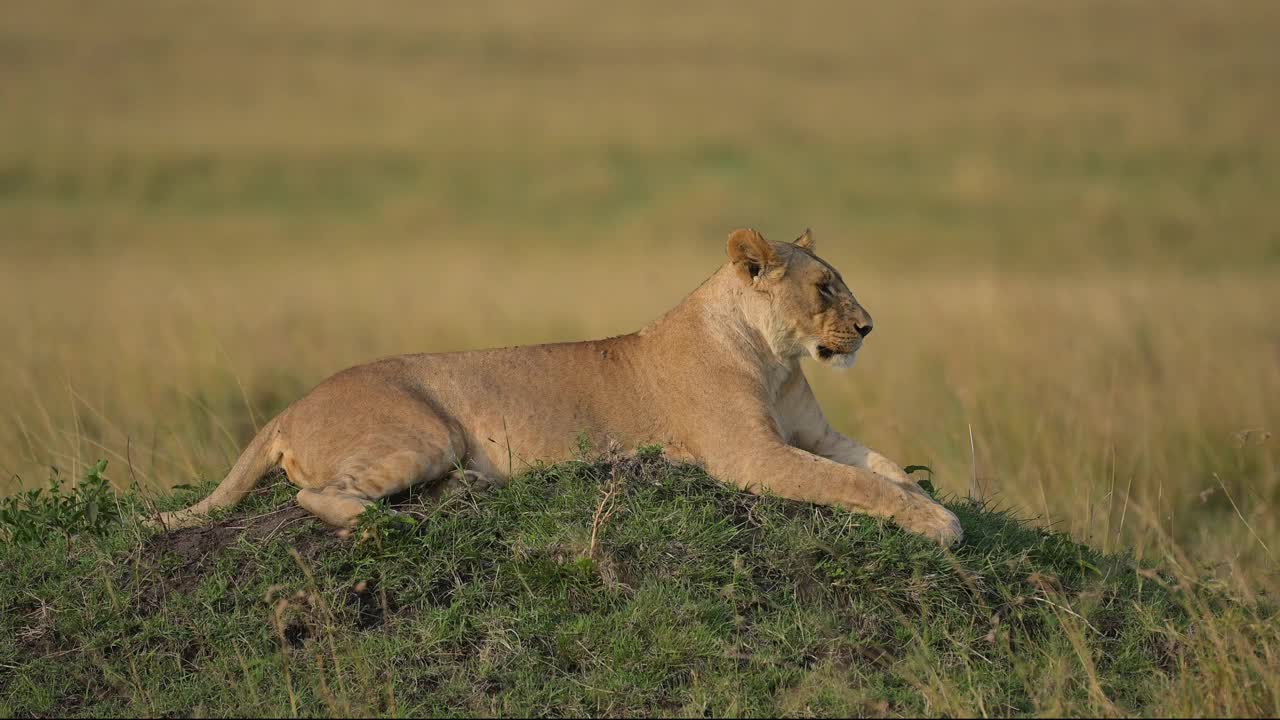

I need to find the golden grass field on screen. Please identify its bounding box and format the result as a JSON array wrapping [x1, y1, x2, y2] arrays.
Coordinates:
[[2, 0, 1277, 597]]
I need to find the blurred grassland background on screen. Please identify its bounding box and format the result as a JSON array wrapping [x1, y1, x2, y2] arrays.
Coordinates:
[[1, 1, 1277, 587]]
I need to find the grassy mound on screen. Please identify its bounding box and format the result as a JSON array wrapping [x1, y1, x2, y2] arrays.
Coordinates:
[[1, 452, 1275, 717]]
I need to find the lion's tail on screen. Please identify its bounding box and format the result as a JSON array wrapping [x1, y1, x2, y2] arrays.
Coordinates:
[[147, 416, 283, 530]]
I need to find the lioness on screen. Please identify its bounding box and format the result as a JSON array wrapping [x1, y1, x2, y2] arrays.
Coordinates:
[[150, 229, 962, 545]]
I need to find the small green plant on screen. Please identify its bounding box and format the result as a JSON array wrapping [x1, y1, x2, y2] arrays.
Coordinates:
[[354, 501, 418, 539], [905, 463, 936, 495], [635, 442, 665, 459], [574, 430, 593, 458], [0, 459, 121, 543]]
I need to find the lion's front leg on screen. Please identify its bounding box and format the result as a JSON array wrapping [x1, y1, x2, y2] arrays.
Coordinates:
[[774, 374, 921, 489], [704, 440, 962, 547], [862, 447, 915, 486], [811, 430, 918, 488]]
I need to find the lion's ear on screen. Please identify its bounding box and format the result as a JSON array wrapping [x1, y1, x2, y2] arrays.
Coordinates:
[[793, 228, 815, 251], [727, 228, 782, 282]]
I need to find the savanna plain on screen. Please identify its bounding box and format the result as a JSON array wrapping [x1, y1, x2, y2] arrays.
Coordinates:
[[1, 1, 1278, 716]]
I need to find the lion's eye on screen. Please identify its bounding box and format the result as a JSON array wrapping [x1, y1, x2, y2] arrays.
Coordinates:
[[818, 282, 832, 296]]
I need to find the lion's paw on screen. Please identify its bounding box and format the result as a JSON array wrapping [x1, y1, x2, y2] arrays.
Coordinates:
[[895, 494, 963, 547]]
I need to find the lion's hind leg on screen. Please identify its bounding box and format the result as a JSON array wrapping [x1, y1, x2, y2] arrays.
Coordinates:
[[296, 430, 466, 528], [296, 483, 374, 527]]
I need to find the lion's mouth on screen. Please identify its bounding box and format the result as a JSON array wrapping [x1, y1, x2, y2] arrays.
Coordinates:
[[812, 342, 859, 368]]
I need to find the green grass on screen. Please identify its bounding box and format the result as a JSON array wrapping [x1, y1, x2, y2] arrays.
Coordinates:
[[3, 453, 1275, 717]]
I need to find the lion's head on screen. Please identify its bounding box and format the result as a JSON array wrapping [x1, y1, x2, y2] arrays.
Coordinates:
[[726, 228, 873, 368]]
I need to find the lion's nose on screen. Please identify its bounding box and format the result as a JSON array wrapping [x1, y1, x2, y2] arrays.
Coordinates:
[[856, 322, 873, 338]]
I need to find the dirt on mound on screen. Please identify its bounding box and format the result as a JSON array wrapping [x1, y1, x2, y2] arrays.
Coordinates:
[[133, 475, 333, 608], [130, 470, 454, 611]]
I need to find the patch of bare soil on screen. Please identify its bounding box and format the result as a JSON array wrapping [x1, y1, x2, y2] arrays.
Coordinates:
[[128, 471, 453, 611], [132, 475, 336, 609]]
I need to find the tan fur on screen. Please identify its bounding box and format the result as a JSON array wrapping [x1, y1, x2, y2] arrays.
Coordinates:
[[148, 229, 962, 546]]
